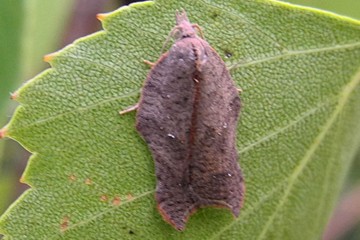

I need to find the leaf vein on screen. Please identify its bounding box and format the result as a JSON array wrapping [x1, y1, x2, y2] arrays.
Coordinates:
[[56, 190, 154, 236], [229, 41, 360, 70], [239, 98, 334, 153], [255, 67, 360, 240], [10, 90, 140, 133], [53, 55, 123, 75]]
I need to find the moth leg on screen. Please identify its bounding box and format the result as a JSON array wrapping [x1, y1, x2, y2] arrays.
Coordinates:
[[143, 60, 156, 68], [237, 87, 243, 94], [119, 103, 139, 115]]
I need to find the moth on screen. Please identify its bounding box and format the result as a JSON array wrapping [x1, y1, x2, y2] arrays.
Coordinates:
[[122, 10, 245, 231]]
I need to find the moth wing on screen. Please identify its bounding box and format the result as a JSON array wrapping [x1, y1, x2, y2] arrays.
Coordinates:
[[189, 42, 244, 216]]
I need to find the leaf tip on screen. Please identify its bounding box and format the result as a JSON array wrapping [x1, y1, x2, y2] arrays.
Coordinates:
[[0, 127, 8, 139], [96, 13, 109, 22]]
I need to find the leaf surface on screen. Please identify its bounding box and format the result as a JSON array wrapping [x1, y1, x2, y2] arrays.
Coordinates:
[[1, 0, 360, 239]]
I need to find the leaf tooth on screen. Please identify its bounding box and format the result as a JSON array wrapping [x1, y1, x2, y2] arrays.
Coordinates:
[[43, 52, 58, 63], [10, 91, 18, 101], [0, 126, 8, 139], [96, 13, 109, 22], [19, 174, 26, 183]]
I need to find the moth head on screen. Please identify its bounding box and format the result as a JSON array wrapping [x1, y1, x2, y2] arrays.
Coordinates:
[[174, 10, 197, 39]]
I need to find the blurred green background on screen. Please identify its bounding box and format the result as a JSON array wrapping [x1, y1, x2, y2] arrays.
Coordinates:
[[0, 0, 359, 239]]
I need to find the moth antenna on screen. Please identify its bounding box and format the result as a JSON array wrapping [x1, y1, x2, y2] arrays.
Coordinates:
[[192, 24, 205, 39], [161, 26, 180, 53]]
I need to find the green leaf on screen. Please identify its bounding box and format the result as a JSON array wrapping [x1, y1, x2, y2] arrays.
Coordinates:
[[1, 0, 360, 239]]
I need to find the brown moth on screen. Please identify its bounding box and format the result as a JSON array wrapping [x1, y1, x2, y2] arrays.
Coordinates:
[[125, 11, 245, 231]]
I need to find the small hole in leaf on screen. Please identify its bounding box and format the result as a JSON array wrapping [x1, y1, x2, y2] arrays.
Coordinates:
[[100, 195, 108, 202], [210, 11, 220, 19], [68, 174, 76, 182], [112, 196, 121, 206], [224, 50, 233, 58], [60, 216, 70, 232], [127, 193, 134, 201], [85, 178, 92, 185]]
